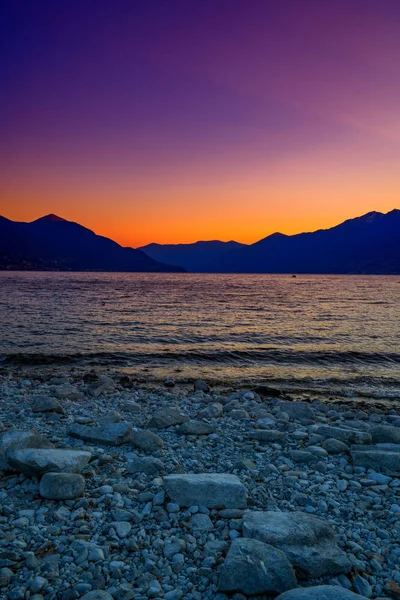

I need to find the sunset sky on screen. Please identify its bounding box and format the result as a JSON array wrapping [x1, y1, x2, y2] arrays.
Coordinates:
[[1, 0, 400, 247]]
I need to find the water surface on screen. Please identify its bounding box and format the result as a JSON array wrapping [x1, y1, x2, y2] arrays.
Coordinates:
[[1, 272, 399, 402]]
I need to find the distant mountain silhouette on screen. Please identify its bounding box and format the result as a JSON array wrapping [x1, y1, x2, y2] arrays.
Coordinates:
[[0, 214, 185, 272], [208, 209, 400, 274], [139, 240, 246, 272]]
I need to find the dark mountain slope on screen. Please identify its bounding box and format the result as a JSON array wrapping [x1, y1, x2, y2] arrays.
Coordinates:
[[0, 215, 185, 272], [139, 240, 245, 272], [209, 210, 400, 274]]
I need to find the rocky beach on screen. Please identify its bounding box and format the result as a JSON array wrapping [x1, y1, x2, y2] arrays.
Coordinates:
[[0, 370, 399, 600]]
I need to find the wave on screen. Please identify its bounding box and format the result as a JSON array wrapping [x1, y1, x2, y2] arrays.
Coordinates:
[[2, 347, 400, 367]]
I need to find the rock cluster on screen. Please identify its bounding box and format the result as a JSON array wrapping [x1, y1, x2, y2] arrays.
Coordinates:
[[0, 370, 399, 600]]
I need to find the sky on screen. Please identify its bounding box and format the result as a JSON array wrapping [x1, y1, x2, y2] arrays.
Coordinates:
[[1, 0, 400, 247]]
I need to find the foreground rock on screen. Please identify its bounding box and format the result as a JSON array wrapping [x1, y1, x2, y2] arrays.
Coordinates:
[[147, 407, 189, 429], [68, 422, 133, 445], [31, 395, 65, 414], [312, 425, 371, 445], [276, 585, 370, 600], [219, 537, 297, 595], [243, 510, 351, 578], [131, 429, 164, 452], [6, 448, 91, 477], [164, 473, 247, 508], [126, 454, 164, 474], [0, 429, 54, 471], [370, 425, 400, 444], [351, 449, 400, 475], [39, 472, 85, 500]]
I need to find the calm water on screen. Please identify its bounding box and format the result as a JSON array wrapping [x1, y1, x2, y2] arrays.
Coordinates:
[[1, 272, 400, 402]]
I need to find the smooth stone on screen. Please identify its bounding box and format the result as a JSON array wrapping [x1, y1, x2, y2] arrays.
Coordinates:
[[194, 379, 210, 392], [322, 439, 350, 454], [6, 449, 91, 477], [370, 425, 400, 444], [131, 429, 164, 452], [39, 473, 85, 500], [249, 430, 285, 442], [164, 473, 247, 508], [0, 429, 54, 471], [68, 422, 133, 445], [313, 425, 371, 445], [190, 513, 213, 531], [276, 585, 369, 600], [276, 401, 313, 420], [243, 510, 351, 579], [289, 450, 318, 464], [351, 450, 400, 475], [218, 538, 297, 595], [126, 455, 164, 474], [147, 407, 189, 429], [31, 396, 65, 414]]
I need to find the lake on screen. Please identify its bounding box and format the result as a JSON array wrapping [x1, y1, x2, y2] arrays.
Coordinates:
[[1, 272, 399, 403]]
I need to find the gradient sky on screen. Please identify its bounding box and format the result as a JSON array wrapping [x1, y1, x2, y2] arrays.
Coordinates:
[[1, 0, 400, 246]]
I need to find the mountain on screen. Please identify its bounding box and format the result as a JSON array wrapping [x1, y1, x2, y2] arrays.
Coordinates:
[[209, 209, 400, 274], [139, 240, 246, 272], [0, 214, 185, 272]]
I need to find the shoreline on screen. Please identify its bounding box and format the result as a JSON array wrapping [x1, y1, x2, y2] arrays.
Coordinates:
[[1, 370, 400, 599]]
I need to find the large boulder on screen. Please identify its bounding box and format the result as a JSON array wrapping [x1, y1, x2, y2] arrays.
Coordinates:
[[312, 425, 371, 445], [6, 449, 91, 477], [243, 511, 351, 579], [276, 585, 370, 600], [164, 474, 247, 509], [39, 472, 85, 500], [68, 422, 133, 445], [218, 538, 297, 595], [370, 425, 400, 445], [147, 407, 189, 429], [351, 449, 400, 475], [0, 429, 54, 471], [131, 430, 164, 452]]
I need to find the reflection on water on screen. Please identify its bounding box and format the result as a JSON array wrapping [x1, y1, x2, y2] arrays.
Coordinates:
[[0, 272, 399, 402]]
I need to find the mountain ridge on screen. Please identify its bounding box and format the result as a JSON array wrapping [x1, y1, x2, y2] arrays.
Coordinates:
[[0, 215, 184, 272], [1, 209, 399, 273]]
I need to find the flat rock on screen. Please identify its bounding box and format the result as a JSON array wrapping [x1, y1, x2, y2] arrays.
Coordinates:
[[249, 430, 285, 442], [289, 450, 318, 464], [312, 425, 371, 445], [219, 537, 297, 595], [164, 473, 247, 508], [68, 422, 133, 445], [322, 438, 350, 454], [243, 510, 351, 579], [370, 425, 400, 444], [276, 585, 369, 600], [6, 448, 91, 477], [276, 401, 313, 420], [31, 396, 65, 414], [351, 449, 400, 475], [177, 421, 215, 435], [131, 429, 164, 452], [39, 473, 85, 500], [126, 454, 164, 474], [148, 407, 189, 429], [0, 429, 54, 471]]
